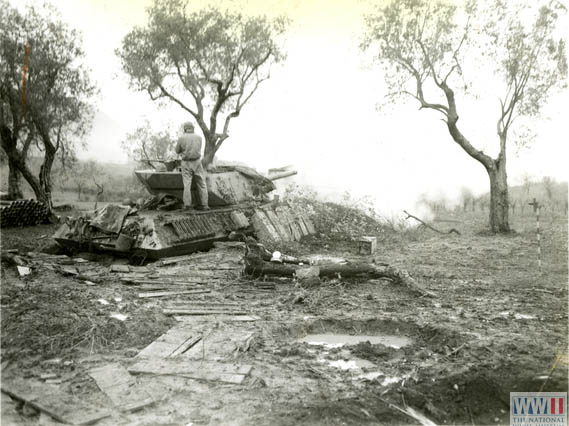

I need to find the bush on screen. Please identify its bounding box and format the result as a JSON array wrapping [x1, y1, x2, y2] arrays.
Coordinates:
[[283, 185, 391, 241]]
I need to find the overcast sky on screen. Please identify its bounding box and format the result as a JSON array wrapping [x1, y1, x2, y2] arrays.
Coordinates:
[[11, 0, 569, 213]]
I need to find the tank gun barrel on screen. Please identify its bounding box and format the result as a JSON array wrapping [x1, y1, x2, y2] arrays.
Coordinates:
[[268, 170, 297, 181]]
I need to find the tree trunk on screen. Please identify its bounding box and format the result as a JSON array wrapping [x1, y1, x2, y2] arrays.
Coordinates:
[[487, 158, 510, 233], [7, 158, 24, 200], [37, 145, 55, 212], [202, 136, 217, 169]]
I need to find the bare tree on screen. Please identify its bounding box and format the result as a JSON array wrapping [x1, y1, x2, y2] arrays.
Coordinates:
[[361, 0, 567, 233], [117, 0, 288, 167]]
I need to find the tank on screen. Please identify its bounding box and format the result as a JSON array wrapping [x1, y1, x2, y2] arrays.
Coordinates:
[[52, 163, 304, 259]]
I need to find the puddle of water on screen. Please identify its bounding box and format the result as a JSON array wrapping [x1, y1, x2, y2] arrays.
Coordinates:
[[300, 334, 412, 349]]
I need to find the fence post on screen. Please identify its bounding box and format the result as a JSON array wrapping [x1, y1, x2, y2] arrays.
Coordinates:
[[528, 198, 541, 273]]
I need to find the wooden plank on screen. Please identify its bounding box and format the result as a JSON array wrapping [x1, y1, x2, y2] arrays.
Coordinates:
[[168, 301, 241, 307], [128, 359, 252, 384], [251, 210, 281, 243], [157, 329, 194, 344], [279, 206, 303, 241], [88, 364, 155, 413], [136, 327, 199, 358], [158, 252, 220, 266], [138, 289, 211, 298], [169, 335, 202, 357], [301, 214, 316, 234], [174, 315, 261, 322], [295, 214, 309, 236], [1, 378, 110, 425], [110, 264, 130, 273], [136, 341, 181, 358], [163, 309, 249, 316], [263, 209, 292, 241]]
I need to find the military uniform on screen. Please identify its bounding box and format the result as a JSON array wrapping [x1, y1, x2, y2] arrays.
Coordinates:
[[175, 124, 209, 209]]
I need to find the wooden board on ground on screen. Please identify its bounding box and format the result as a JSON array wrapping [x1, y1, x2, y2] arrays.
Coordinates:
[[138, 289, 211, 298], [163, 302, 249, 317], [174, 315, 261, 322], [1, 378, 110, 425], [88, 363, 155, 412], [128, 359, 252, 385], [136, 327, 202, 358], [163, 309, 249, 316], [181, 329, 256, 361]]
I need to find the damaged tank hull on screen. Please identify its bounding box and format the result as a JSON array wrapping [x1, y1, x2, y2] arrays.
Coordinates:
[[53, 207, 254, 260], [53, 163, 313, 259]]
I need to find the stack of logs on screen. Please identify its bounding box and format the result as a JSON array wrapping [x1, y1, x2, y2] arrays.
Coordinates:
[[0, 199, 48, 228]]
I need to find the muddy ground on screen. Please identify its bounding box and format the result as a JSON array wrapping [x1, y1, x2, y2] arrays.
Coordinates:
[[1, 209, 567, 426]]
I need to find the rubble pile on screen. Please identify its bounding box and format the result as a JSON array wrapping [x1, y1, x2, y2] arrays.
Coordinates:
[[0, 199, 48, 228]]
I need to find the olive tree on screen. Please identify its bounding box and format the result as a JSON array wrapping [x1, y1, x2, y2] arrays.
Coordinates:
[[0, 1, 96, 210], [362, 0, 567, 232], [121, 120, 175, 168], [117, 0, 287, 167]]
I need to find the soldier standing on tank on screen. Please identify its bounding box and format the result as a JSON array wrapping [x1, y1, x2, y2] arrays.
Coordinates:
[[175, 122, 209, 210]]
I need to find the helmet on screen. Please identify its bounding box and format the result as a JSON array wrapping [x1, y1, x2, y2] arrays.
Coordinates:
[[183, 122, 194, 131]]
